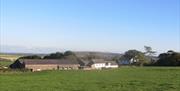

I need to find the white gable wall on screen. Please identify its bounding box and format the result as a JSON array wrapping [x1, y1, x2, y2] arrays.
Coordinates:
[[105, 65, 118, 68], [91, 63, 106, 69], [91, 62, 118, 69]]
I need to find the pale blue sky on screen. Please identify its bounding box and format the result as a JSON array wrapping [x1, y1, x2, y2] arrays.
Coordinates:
[[0, 0, 180, 53]]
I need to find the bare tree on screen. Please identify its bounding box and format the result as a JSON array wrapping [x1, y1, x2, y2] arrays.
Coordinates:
[[144, 46, 156, 56]]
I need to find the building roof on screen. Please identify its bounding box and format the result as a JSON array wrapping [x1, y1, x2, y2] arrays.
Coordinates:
[[79, 60, 91, 66], [19, 59, 80, 65], [91, 59, 118, 65], [106, 61, 118, 65], [91, 59, 105, 63]]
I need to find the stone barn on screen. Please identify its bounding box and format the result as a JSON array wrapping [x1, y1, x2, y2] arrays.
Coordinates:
[[11, 59, 80, 71]]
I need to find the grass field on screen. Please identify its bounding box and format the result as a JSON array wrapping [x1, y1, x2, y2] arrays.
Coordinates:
[[0, 67, 180, 91], [0, 61, 13, 67], [0, 54, 23, 61]]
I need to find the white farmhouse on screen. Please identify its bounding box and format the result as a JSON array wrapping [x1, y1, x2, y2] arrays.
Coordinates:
[[89, 59, 118, 69]]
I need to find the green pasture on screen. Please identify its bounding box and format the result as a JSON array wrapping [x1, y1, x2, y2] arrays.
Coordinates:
[[0, 67, 180, 91]]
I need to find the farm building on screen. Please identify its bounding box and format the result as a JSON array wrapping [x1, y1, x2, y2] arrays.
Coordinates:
[[80, 59, 118, 69], [10, 59, 80, 71], [90, 59, 118, 69], [10, 58, 119, 71]]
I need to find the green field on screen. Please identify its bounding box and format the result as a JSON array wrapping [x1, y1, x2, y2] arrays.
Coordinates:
[[0, 67, 180, 91], [0, 61, 13, 67], [0, 54, 23, 61]]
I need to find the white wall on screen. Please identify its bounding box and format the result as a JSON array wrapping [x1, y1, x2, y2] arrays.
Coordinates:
[[91, 63, 105, 69], [91, 63, 118, 69], [105, 65, 118, 68]]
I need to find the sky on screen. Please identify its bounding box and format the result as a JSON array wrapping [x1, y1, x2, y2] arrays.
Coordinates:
[[0, 0, 180, 53]]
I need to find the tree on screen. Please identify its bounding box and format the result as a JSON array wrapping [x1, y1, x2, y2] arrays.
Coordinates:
[[43, 51, 77, 60], [112, 56, 121, 61], [124, 50, 148, 66], [43, 52, 64, 59], [136, 53, 149, 66], [144, 46, 156, 56], [19, 55, 42, 59], [156, 51, 180, 66], [124, 50, 142, 60], [64, 51, 76, 56], [64, 51, 79, 60]]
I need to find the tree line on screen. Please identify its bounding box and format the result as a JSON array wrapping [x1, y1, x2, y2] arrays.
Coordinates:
[[19, 51, 78, 60], [118, 46, 180, 66]]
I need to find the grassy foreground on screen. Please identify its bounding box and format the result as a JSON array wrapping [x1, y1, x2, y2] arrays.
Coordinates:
[[0, 67, 180, 91]]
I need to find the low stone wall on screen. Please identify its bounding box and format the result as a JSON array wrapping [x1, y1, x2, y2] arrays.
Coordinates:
[[26, 64, 80, 71], [26, 65, 57, 71]]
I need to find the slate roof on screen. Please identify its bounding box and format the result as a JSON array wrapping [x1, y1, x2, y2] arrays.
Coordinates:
[[91, 59, 118, 65], [91, 59, 105, 63], [106, 61, 118, 65], [78, 60, 91, 66], [19, 59, 80, 65]]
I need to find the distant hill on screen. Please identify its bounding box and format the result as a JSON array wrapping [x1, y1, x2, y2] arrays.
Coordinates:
[[0, 53, 46, 61], [75, 51, 122, 60], [0, 53, 23, 61]]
